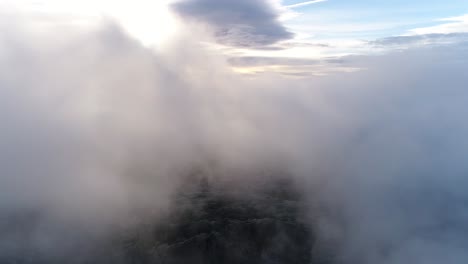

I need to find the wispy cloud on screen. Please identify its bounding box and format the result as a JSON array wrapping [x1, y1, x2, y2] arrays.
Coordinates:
[[370, 32, 468, 47], [285, 0, 328, 9], [409, 14, 468, 35]]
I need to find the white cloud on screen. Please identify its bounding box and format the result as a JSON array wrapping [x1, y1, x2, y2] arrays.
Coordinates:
[[284, 0, 328, 9], [409, 14, 468, 35]]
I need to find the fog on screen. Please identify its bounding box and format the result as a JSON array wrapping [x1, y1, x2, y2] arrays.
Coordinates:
[[1, 15, 468, 264]]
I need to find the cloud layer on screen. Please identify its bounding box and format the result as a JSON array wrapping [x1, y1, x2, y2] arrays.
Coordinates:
[[1, 10, 468, 264]]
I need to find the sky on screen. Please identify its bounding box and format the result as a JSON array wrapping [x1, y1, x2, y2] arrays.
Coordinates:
[[283, 0, 468, 50], [1, 1, 468, 263], [2, 0, 467, 76]]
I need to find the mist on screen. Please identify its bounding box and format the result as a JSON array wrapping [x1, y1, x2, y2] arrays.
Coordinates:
[[1, 13, 468, 264]]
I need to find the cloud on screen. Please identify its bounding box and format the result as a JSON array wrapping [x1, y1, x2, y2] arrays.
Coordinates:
[[2, 11, 468, 264], [409, 14, 468, 35], [285, 0, 328, 9], [370, 32, 468, 47], [229, 56, 323, 67], [171, 0, 293, 47], [228, 55, 357, 76]]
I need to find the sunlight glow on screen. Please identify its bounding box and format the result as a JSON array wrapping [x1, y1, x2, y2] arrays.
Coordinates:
[[104, 0, 178, 47], [2, 0, 179, 47]]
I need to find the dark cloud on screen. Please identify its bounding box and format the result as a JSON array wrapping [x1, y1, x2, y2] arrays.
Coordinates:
[[171, 0, 293, 47]]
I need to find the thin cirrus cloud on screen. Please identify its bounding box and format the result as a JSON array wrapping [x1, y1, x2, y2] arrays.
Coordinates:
[[365, 14, 468, 49], [171, 0, 294, 47], [285, 0, 328, 9], [409, 14, 468, 35]]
